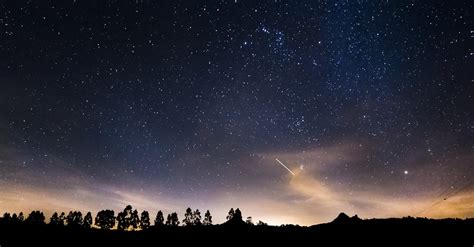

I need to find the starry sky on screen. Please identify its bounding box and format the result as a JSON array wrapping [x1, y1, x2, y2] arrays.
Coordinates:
[[0, 1, 473, 225]]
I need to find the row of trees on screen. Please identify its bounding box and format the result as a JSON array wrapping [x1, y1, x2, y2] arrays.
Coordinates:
[[0, 206, 258, 230], [50, 211, 93, 227], [95, 205, 214, 230]]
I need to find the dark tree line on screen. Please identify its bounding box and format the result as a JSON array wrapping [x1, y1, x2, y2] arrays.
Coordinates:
[[1, 211, 44, 225], [0, 206, 252, 230], [1, 212, 24, 224]]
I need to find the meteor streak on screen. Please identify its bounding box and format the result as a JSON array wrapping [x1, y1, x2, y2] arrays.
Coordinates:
[[275, 158, 296, 176]]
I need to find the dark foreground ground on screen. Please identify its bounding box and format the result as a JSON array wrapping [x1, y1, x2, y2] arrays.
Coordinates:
[[1, 216, 473, 246]]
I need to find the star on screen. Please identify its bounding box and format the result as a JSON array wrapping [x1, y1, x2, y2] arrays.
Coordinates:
[[0, 0, 471, 226]]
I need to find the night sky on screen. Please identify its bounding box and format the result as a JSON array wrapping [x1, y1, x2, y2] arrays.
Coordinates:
[[0, 1, 472, 225]]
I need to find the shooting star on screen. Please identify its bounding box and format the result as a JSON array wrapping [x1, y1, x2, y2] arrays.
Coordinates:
[[275, 158, 296, 176]]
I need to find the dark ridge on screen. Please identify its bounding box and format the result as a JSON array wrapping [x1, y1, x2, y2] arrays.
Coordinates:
[[1, 209, 473, 246], [331, 213, 362, 224]]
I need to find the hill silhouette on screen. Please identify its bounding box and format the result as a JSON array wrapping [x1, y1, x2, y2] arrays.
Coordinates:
[[0, 207, 473, 246]]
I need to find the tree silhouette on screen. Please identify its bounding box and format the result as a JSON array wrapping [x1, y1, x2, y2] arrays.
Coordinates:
[[234, 208, 243, 222], [257, 220, 268, 226], [117, 205, 132, 230], [50, 212, 61, 226], [166, 212, 179, 226], [225, 208, 244, 225], [2, 213, 12, 224], [83, 212, 93, 228], [140, 210, 150, 230], [0, 206, 277, 232], [18, 212, 24, 222], [11, 213, 19, 224], [183, 207, 194, 226], [117, 205, 141, 230], [203, 210, 212, 225], [171, 212, 180, 226], [246, 216, 254, 225], [2, 212, 24, 225], [226, 208, 235, 221], [131, 209, 140, 230], [25, 211, 45, 225], [155, 210, 164, 226], [117, 211, 126, 230], [58, 212, 66, 226], [193, 209, 202, 226], [66, 211, 83, 227], [95, 210, 115, 230], [165, 214, 171, 225]]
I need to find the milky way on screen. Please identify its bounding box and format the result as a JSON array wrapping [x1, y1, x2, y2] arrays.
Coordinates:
[[0, 1, 472, 225]]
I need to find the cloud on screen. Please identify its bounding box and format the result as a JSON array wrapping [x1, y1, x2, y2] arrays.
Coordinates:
[[1, 138, 473, 226], [251, 142, 474, 224], [259, 141, 361, 174]]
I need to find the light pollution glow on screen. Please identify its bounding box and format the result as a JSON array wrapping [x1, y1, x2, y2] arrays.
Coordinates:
[[1, 141, 472, 226]]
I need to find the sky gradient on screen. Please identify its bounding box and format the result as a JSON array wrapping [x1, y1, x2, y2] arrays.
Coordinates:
[[0, 1, 473, 225]]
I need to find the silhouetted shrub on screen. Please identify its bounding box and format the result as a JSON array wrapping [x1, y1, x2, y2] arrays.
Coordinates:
[[25, 211, 45, 225], [155, 210, 164, 226], [95, 210, 115, 230]]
